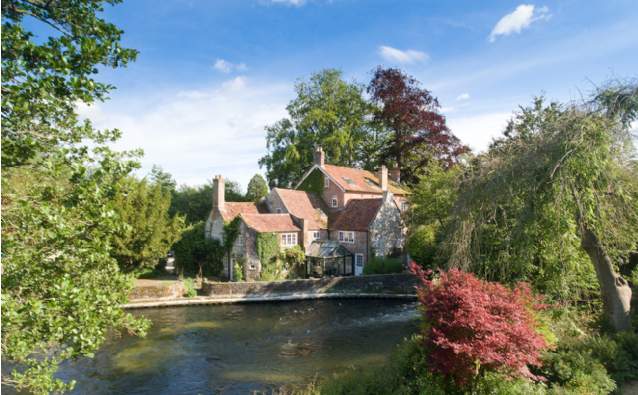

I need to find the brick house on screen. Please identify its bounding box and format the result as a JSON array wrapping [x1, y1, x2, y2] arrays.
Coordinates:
[[205, 146, 408, 280]]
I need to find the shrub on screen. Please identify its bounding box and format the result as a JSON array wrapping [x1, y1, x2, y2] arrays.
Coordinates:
[[363, 256, 404, 275], [173, 222, 223, 277], [182, 278, 197, 297], [281, 245, 306, 279], [232, 261, 244, 282], [411, 263, 549, 387], [406, 224, 439, 269]]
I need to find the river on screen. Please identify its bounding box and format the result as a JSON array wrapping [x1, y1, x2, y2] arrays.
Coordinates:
[[46, 299, 420, 394]]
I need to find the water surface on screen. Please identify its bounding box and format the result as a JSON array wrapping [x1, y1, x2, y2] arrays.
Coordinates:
[[32, 299, 420, 394]]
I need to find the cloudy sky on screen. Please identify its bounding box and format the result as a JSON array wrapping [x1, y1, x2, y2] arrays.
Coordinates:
[[73, 0, 637, 190]]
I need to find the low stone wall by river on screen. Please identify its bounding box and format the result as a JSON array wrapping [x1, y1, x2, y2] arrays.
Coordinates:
[[201, 273, 418, 298]]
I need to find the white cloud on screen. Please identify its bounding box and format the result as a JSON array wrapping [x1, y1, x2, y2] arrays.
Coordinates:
[[456, 92, 470, 101], [213, 58, 248, 73], [78, 77, 292, 189], [378, 45, 429, 64], [489, 4, 550, 42], [270, 0, 305, 6], [447, 112, 512, 152]]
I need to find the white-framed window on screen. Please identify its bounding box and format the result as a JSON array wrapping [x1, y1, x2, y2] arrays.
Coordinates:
[[281, 232, 298, 247], [331, 196, 338, 208], [355, 253, 364, 266], [338, 231, 355, 244], [401, 202, 409, 211], [324, 176, 330, 188], [312, 231, 320, 241]]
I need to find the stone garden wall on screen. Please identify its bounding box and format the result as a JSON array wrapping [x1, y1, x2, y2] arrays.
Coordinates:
[[201, 273, 417, 298]]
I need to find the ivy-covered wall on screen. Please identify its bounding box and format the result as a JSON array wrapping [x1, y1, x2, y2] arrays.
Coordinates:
[[256, 232, 279, 267], [297, 168, 324, 196]]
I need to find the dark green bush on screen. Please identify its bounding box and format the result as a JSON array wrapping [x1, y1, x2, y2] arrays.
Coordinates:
[[173, 221, 223, 277], [406, 224, 439, 269], [363, 256, 404, 275]]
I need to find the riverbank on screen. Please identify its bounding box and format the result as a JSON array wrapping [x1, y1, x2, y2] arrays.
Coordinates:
[[125, 273, 418, 309]]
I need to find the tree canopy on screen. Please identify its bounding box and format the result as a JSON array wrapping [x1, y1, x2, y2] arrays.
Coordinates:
[[1, 0, 149, 392], [368, 67, 469, 184], [259, 69, 376, 187], [111, 176, 185, 273], [246, 173, 269, 202], [440, 85, 638, 331]]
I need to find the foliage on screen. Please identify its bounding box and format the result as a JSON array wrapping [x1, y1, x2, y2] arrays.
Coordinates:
[[257, 232, 280, 267], [173, 221, 223, 277], [2, 0, 138, 168], [297, 167, 325, 196], [111, 176, 185, 273], [259, 69, 376, 186], [281, 245, 307, 278], [406, 224, 439, 269], [170, 178, 247, 224], [246, 173, 269, 202], [441, 88, 638, 322], [182, 278, 197, 297], [367, 67, 469, 184], [411, 265, 549, 387], [1, 0, 150, 392], [409, 161, 462, 228], [149, 165, 177, 192], [362, 256, 404, 275], [233, 261, 244, 282]]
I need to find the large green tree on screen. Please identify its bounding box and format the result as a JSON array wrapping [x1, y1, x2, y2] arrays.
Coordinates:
[[170, 178, 247, 224], [1, 0, 149, 392], [259, 69, 375, 187], [246, 173, 269, 202], [441, 85, 638, 331], [111, 177, 185, 273]]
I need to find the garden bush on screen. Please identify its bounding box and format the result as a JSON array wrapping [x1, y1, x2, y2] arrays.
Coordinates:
[[363, 256, 404, 275], [406, 224, 439, 269], [182, 278, 197, 297], [173, 221, 223, 277], [411, 263, 549, 387]]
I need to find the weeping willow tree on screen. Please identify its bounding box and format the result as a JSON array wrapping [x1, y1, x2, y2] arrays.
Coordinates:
[[442, 83, 638, 331]]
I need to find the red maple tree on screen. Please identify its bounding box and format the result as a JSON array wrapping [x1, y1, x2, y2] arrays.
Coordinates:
[[410, 263, 549, 386]]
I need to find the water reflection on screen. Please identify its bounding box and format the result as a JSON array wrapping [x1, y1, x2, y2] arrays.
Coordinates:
[[17, 299, 419, 394]]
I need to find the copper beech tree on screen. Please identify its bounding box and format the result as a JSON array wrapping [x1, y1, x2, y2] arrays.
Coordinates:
[[368, 67, 469, 184]]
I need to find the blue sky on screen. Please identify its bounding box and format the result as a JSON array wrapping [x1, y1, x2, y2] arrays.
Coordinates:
[[74, 0, 638, 189]]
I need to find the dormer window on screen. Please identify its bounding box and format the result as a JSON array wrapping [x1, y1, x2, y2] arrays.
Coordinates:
[[331, 196, 338, 208]]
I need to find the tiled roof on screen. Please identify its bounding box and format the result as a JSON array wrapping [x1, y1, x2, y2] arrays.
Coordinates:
[[274, 188, 328, 230], [219, 202, 262, 222], [240, 213, 301, 233], [329, 198, 384, 231], [322, 164, 408, 195]]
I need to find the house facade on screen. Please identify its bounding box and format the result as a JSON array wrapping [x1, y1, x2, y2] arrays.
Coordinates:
[[205, 146, 408, 280]]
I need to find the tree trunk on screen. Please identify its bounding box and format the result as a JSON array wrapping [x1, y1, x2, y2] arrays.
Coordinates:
[[579, 225, 632, 331]]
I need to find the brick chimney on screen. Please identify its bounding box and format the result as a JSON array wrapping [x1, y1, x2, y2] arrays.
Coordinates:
[[313, 146, 325, 167], [378, 165, 388, 192], [213, 175, 225, 210], [388, 167, 401, 183]]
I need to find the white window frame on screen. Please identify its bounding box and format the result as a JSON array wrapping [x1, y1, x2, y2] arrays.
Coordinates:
[[338, 231, 355, 244], [324, 176, 330, 188], [281, 232, 298, 247], [355, 253, 364, 266], [312, 231, 320, 241], [401, 202, 409, 211], [331, 195, 338, 208]]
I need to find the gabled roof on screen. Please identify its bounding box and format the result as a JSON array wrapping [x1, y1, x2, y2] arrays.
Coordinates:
[[240, 213, 300, 233], [218, 202, 263, 222], [329, 198, 384, 232], [274, 188, 328, 230], [296, 164, 408, 196]]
